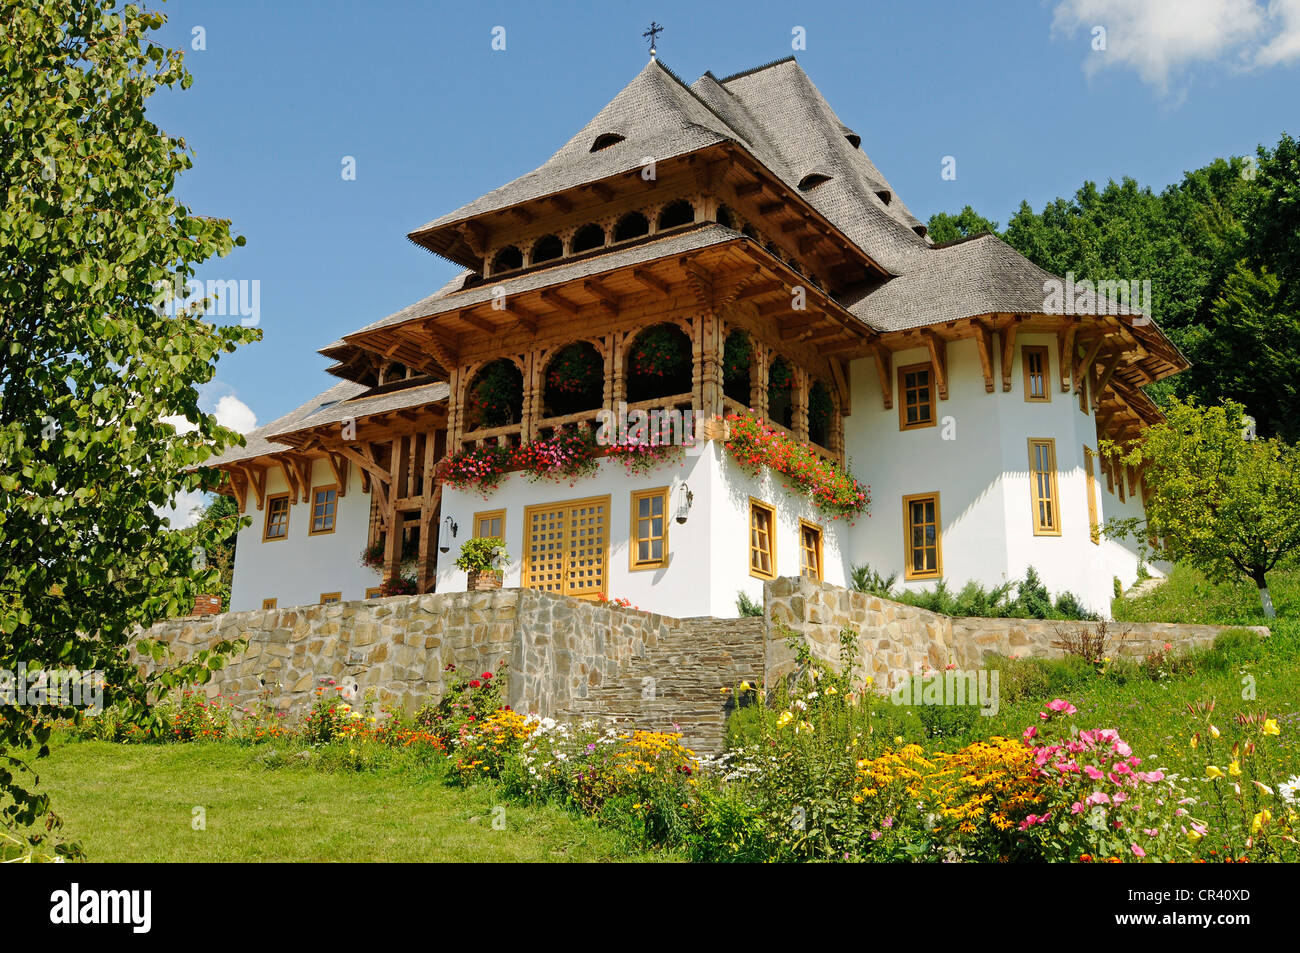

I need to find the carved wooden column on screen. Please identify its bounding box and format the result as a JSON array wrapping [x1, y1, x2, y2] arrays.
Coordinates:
[[610, 330, 627, 409], [416, 430, 439, 593], [751, 342, 770, 420], [793, 367, 810, 442], [691, 314, 705, 412], [446, 366, 463, 449], [699, 310, 723, 420], [520, 352, 538, 444], [383, 436, 410, 588]]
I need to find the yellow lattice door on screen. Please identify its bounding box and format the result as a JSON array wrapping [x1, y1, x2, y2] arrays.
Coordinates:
[[523, 496, 609, 599], [524, 504, 567, 594]]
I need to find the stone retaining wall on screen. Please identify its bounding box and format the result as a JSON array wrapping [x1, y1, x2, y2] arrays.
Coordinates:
[[146, 588, 679, 720], [144, 578, 1266, 753], [764, 576, 1268, 689]]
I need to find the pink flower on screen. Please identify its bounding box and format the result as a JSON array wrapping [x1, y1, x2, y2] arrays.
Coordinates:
[[1023, 726, 1038, 741], [1084, 765, 1105, 781], [1131, 843, 1146, 858], [1046, 699, 1078, 715], [1085, 791, 1111, 806]]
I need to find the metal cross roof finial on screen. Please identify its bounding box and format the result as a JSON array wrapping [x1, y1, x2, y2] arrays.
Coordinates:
[[642, 22, 663, 59]]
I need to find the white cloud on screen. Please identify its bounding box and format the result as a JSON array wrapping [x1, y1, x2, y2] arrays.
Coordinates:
[[1257, 0, 1300, 65], [1052, 0, 1300, 91], [213, 394, 257, 434], [157, 389, 258, 528]]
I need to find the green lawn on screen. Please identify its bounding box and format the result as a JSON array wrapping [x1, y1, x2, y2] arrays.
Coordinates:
[[27, 740, 670, 862], [970, 564, 1300, 778]]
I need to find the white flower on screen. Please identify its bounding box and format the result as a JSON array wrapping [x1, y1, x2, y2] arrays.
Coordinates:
[[1280, 776, 1300, 805]]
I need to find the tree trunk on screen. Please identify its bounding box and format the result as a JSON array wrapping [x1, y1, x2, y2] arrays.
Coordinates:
[[1254, 569, 1276, 619]]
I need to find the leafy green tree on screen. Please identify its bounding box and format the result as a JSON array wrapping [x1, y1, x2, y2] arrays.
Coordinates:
[[188, 494, 241, 611], [0, 0, 257, 851], [1186, 261, 1300, 442], [925, 205, 1000, 244], [1107, 399, 1300, 618]]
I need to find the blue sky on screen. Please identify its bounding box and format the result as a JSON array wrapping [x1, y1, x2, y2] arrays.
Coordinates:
[[146, 0, 1300, 430]]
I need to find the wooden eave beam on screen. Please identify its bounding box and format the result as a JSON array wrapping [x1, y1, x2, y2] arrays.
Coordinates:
[[1073, 336, 1105, 394], [458, 309, 499, 335], [829, 358, 851, 416], [1058, 323, 1078, 393], [582, 279, 620, 317], [539, 289, 581, 316], [873, 346, 893, 410], [326, 452, 349, 498], [1092, 351, 1125, 412], [631, 267, 671, 297], [239, 463, 266, 511], [999, 318, 1019, 392], [972, 320, 994, 393], [923, 331, 949, 400]]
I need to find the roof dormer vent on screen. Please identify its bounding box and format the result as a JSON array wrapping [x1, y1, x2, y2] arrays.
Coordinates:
[[845, 133, 862, 149], [798, 173, 832, 191], [875, 190, 892, 205], [590, 133, 625, 152]]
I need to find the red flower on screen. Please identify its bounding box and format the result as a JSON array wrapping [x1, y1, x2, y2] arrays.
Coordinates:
[[481, 672, 494, 679]]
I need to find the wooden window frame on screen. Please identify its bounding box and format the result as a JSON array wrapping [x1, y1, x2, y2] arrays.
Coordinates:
[[1078, 373, 1089, 415], [1028, 438, 1062, 536], [629, 487, 669, 571], [364, 586, 384, 599], [799, 519, 824, 582], [902, 492, 943, 581], [320, 591, 342, 605], [308, 483, 339, 536], [1083, 446, 1100, 544], [473, 508, 506, 540], [1022, 346, 1051, 403], [261, 598, 278, 610], [897, 362, 936, 431], [748, 498, 777, 580], [521, 494, 611, 600], [262, 493, 290, 541]]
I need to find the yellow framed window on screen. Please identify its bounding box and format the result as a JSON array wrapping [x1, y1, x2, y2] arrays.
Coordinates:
[[522, 496, 610, 600], [263, 494, 290, 541], [364, 586, 384, 599], [1022, 346, 1050, 402], [320, 591, 342, 605], [903, 493, 942, 580], [1083, 446, 1100, 544], [474, 509, 505, 540], [898, 362, 935, 430], [1028, 438, 1061, 535], [799, 520, 823, 581], [630, 488, 669, 570], [309, 485, 338, 535], [749, 499, 776, 579], [261, 598, 277, 610]]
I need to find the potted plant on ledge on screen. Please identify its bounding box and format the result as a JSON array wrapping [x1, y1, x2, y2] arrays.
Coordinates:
[[456, 537, 509, 591]]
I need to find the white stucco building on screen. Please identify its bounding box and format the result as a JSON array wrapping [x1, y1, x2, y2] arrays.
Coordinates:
[[211, 55, 1184, 620]]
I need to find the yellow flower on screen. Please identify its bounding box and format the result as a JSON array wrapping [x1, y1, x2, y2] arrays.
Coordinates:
[[1229, 760, 1242, 777], [826, 686, 838, 695], [1190, 733, 1199, 749], [1186, 828, 1203, 844], [1210, 724, 1221, 739], [1206, 765, 1224, 780], [852, 795, 864, 804], [894, 736, 904, 746], [739, 680, 752, 692], [776, 711, 794, 729], [1252, 810, 1272, 834], [1263, 719, 1281, 736], [719, 687, 731, 695]]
